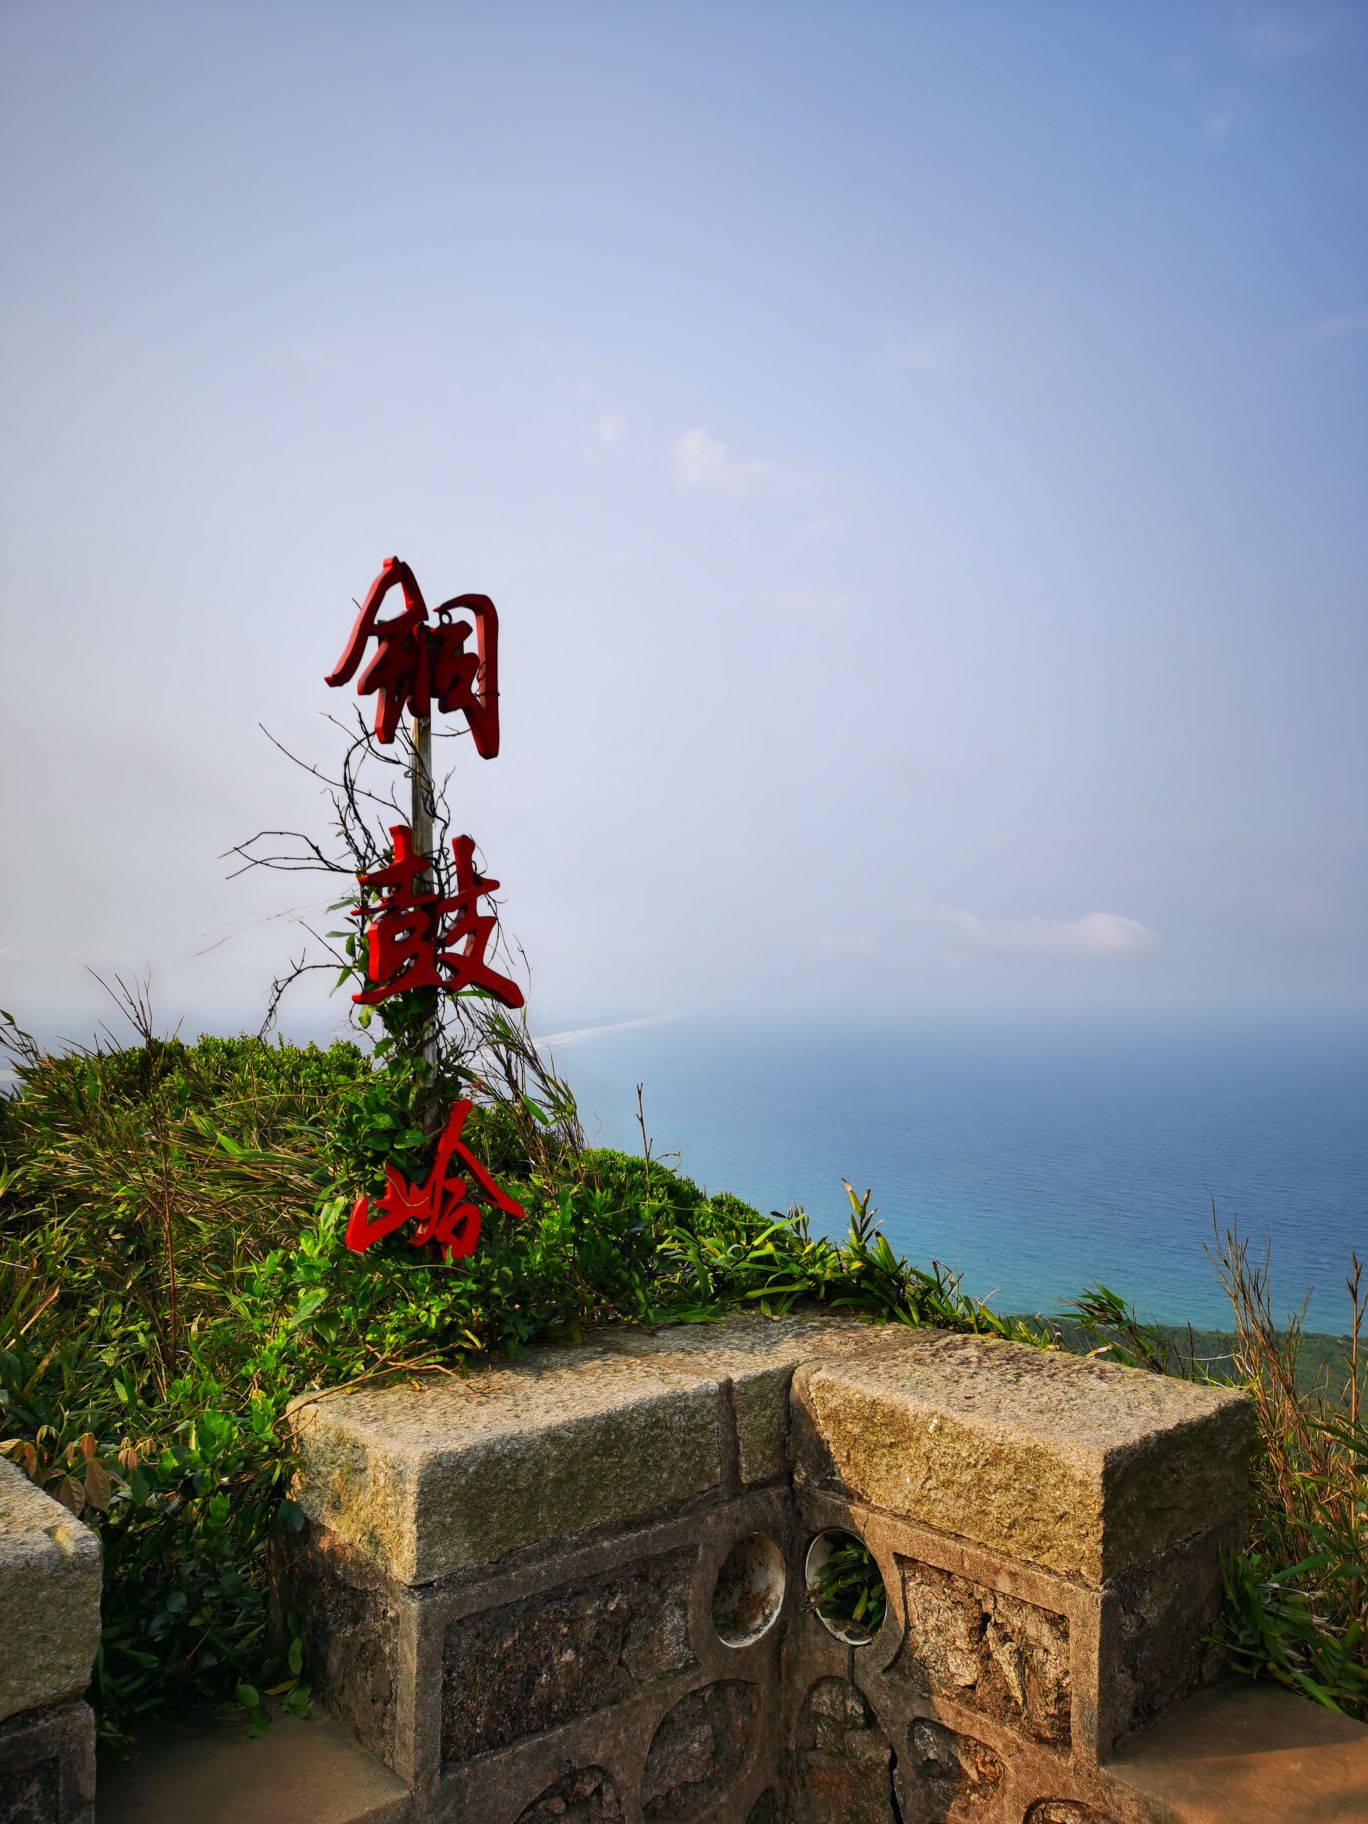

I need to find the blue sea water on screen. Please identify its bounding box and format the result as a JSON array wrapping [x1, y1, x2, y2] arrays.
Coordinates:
[[552, 1015, 1368, 1333]]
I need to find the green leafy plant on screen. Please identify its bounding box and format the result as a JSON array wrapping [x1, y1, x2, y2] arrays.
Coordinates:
[[808, 1534, 887, 1641], [1202, 1229, 1366, 1719]]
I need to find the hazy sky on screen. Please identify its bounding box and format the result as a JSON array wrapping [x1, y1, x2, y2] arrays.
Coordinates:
[[2, 1, 1366, 1044]]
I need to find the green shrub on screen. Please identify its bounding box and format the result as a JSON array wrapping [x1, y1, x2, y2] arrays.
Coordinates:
[[0, 1027, 1046, 1749], [6, 1019, 1360, 1743]]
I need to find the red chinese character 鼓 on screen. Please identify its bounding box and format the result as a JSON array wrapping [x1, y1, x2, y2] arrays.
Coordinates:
[[353, 825, 524, 1010], [325, 556, 500, 752], [433, 834, 524, 1007], [344, 1098, 526, 1261], [351, 825, 443, 1003]]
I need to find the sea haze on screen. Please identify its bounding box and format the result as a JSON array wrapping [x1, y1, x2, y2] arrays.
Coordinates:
[[553, 1014, 1368, 1333]]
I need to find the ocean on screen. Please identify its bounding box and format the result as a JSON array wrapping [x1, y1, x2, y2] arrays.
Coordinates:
[[550, 1013, 1368, 1334]]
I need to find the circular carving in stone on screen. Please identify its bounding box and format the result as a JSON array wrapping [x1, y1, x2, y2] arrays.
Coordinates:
[[640, 1679, 760, 1820], [711, 1531, 787, 1647], [795, 1678, 899, 1824], [805, 1528, 886, 1646], [514, 1765, 622, 1823]]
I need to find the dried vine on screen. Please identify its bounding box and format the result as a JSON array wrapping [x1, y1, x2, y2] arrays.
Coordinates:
[[225, 710, 581, 1163]]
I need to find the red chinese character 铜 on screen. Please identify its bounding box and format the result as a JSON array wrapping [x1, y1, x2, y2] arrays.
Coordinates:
[[352, 825, 524, 1010], [325, 557, 500, 752], [344, 1098, 526, 1260]]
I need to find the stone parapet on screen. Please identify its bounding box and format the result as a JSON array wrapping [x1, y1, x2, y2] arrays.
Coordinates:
[[787, 1329, 1253, 1584], [0, 1458, 99, 1824], [0, 1703, 96, 1824], [0, 1457, 102, 1724], [277, 1310, 1368, 1824], [287, 1313, 886, 1586]]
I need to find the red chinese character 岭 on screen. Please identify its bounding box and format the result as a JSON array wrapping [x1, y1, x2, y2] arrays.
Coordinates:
[[325, 556, 500, 752], [344, 1098, 526, 1260], [353, 824, 524, 1009]]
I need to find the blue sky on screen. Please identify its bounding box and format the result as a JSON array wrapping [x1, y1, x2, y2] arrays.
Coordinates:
[[2, 2, 1365, 1040]]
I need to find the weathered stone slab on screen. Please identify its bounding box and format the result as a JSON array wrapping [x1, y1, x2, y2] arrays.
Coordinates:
[[270, 1518, 419, 1773], [903, 1717, 1005, 1824], [95, 1707, 411, 1824], [441, 1544, 696, 1763], [641, 1678, 761, 1820], [1105, 1522, 1232, 1742], [889, 1557, 1072, 1747], [1103, 1676, 1368, 1824], [791, 1676, 899, 1824], [596, 1313, 887, 1484], [0, 1459, 101, 1723], [790, 1330, 1252, 1582], [290, 1344, 726, 1584], [0, 1702, 95, 1824]]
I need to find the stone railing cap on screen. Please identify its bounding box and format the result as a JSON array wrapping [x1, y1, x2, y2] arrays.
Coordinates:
[[0, 1457, 102, 1722]]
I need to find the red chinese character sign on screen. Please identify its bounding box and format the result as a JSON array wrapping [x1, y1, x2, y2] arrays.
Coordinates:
[[345, 1097, 525, 1260], [352, 824, 523, 1009], [326, 555, 525, 1267], [326, 556, 500, 752]]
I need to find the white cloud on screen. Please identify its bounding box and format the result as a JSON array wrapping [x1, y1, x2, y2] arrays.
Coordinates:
[[929, 907, 1159, 961], [761, 586, 853, 619], [566, 382, 626, 450], [1300, 310, 1368, 342], [534, 1010, 686, 1046], [672, 426, 804, 498], [1235, 11, 1328, 66], [884, 331, 943, 375]]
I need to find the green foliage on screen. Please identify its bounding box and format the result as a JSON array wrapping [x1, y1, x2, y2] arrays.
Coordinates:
[[1055, 1284, 1172, 1374], [1197, 1233, 1366, 1720], [807, 1534, 887, 1642], [1221, 1540, 1368, 1717], [1046, 1231, 1368, 1721], [0, 1027, 1044, 1750], [6, 1016, 1362, 1743]]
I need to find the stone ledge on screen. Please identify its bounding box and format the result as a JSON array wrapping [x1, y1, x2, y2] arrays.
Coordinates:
[[0, 1458, 102, 1723], [289, 1343, 726, 1585], [288, 1313, 897, 1586], [290, 1315, 1254, 1592], [591, 1312, 888, 1484], [95, 1708, 412, 1824], [1103, 1677, 1368, 1824], [789, 1328, 1253, 1583]]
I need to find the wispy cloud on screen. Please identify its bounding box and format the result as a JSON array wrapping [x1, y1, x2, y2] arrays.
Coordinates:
[[883, 329, 944, 375], [672, 426, 805, 498], [929, 906, 1159, 961], [1206, 96, 1239, 140], [761, 586, 853, 619], [568, 381, 627, 451], [1300, 309, 1368, 342], [1235, 9, 1333, 66], [534, 1011, 687, 1047]]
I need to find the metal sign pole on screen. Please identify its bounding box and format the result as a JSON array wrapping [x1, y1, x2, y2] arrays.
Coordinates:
[[410, 711, 439, 1072]]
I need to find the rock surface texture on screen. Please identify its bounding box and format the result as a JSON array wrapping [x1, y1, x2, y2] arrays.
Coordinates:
[[0, 1459, 102, 1824], [72, 1309, 1368, 1823], [267, 1311, 1368, 1824]]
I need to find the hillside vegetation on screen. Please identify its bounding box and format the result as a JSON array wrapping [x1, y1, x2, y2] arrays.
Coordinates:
[[1, 1021, 1363, 1745]]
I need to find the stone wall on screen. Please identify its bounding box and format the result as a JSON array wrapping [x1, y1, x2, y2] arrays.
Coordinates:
[[0, 1457, 100, 1824], [6, 1310, 1364, 1822], [276, 1312, 1322, 1824]]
